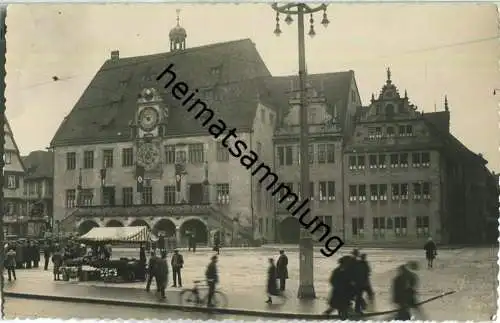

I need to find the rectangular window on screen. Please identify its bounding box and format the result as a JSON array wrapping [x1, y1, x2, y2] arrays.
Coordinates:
[[188, 143, 204, 164], [378, 154, 387, 168], [176, 150, 187, 163], [423, 182, 431, 200], [103, 149, 114, 168], [66, 152, 76, 170], [4, 151, 11, 165], [375, 127, 382, 138], [373, 217, 386, 238], [216, 142, 229, 162], [103, 187, 116, 206], [327, 181, 335, 201], [412, 152, 421, 167], [399, 153, 408, 168], [349, 156, 357, 170], [357, 155, 366, 169], [379, 184, 388, 201], [391, 184, 400, 200], [122, 187, 133, 206], [413, 183, 422, 200], [65, 189, 76, 208], [406, 125, 413, 136], [349, 185, 357, 202], [319, 181, 327, 201], [165, 145, 176, 164], [421, 152, 431, 167], [285, 146, 293, 165], [326, 144, 335, 163], [317, 144, 326, 164], [386, 126, 395, 137], [83, 151, 94, 169], [398, 125, 406, 136], [370, 184, 378, 201], [358, 184, 367, 202], [308, 144, 314, 164], [352, 217, 365, 237], [401, 183, 409, 200], [369, 155, 377, 169], [122, 148, 134, 167], [164, 185, 176, 205], [6, 175, 16, 189], [80, 189, 94, 206], [277, 146, 285, 166], [394, 216, 408, 236], [297, 182, 315, 200], [390, 153, 399, 168], [216, 183, 230, 204], [142, 187, 153, 205], [416, 216, 430, 237]]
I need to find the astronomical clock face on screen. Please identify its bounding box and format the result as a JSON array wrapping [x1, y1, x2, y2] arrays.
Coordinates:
[[137, 143, 161, 170], [138, 107, 159, 132]]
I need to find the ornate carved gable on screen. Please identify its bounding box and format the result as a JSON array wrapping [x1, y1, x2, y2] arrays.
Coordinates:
[[361, 68, 420, 122]]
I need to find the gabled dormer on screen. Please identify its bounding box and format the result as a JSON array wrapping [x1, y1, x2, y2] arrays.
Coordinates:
[[361, 68, 420, 122]]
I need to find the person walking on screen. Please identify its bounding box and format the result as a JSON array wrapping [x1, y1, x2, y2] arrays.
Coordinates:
[[145, 251, 158, 292], [276, 250, 288, 291], [155, 251, 169, 300], [170, 249, 184, 288], [43, 243, 52, 271], [205, 255, 219, 307], [359, 253, 375, 311], [52, 247, 63, 281], [213, 231, 221, 255], [424, 237, 437, 269], [33, 241, 40, 268], [391, 261, 426, 320], [265, 258, 280, 304], [5, 248, 17, 281]]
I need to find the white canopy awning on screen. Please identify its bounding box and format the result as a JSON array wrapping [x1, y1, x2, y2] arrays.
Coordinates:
[[77, 226, 150, 244]]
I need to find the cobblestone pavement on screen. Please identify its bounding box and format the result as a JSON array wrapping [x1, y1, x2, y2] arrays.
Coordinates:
[[4, 247, 497, 320]]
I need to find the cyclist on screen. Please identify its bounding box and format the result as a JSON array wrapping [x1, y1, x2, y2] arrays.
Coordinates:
[[205, 255, 219, 307]]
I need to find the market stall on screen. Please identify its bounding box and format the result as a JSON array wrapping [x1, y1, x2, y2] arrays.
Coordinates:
[[64, 226, 150, 283]]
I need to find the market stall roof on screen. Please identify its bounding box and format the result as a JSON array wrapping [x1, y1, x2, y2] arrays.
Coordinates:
[[77, 226, 150, 243]]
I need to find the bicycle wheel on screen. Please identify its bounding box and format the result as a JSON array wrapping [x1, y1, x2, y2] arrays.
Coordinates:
[[180, 289, 199, 306], [212, 291, 228, 307]]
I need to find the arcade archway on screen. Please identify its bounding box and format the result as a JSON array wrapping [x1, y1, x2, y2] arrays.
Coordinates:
[[78, 220, 99, 235], [129, 219, 150, 228], [280, 217, 300, 244], [105, 220, 124, 227], [152, 219, 176, 237], [180, 218, 208, 244]]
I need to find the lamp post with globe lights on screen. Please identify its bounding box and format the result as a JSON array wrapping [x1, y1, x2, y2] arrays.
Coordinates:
[[271, 2, 330, 300]]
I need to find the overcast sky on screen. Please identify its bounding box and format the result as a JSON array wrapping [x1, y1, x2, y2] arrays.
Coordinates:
[[6, 4, 500, 171]]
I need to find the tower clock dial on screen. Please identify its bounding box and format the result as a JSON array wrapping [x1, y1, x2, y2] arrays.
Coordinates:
[[138, 107, 160, 132]]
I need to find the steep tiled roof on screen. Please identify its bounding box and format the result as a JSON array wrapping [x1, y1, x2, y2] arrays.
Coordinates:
[[50, 39, 272, 147], [260, 71, 354, 126], [21, 150, 54, 179]]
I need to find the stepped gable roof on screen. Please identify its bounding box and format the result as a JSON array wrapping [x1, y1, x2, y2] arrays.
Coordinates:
[[50, 39, 271, 147], [22, 150, 54, 180], [259, 71, 354, 125]]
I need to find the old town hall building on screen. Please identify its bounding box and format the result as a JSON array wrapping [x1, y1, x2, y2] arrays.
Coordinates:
[[50, 18, 498, 246]]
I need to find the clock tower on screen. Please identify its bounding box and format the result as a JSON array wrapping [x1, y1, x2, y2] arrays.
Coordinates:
[[133, 87, 168, 181]]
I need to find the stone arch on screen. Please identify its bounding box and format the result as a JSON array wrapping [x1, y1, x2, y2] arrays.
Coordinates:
[[78, 220, 99, 235], [129, 219, 150, 228], [152, 218, 176, 237], [105, 219, 124, 227], [280, 217, 300, 244], [180, 218, 208, 244]]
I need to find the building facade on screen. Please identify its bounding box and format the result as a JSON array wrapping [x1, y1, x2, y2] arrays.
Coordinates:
[[21, 150, 54, 237], [51, 19, 277, 246], [3, 117, 27, 237]]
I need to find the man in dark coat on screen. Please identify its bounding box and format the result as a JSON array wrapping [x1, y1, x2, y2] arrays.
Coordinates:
[[33, 241, 40, 268], [155, 251, 168, 300], [52, 247, 63, 281], [170, 249, 184, 287], [43, 243, 52, 270], [324, 256, 356, 319], [6, 247, 17, 281], [392, 261, 425, 320], [350, 249, 365, 314], [423, 237, 437, 269], [138, 245, 147, 280], [265, 258, 279, 304], [15, 242, 23, 269], [205, 255, 219, 307], [146, 251, 158, 292], [276, 250, 288, 291], [188, 232, 196, 253], [213, 231, 221, 255]]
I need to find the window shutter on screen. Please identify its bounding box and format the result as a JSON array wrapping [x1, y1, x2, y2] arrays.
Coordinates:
[[3, 173, 7, 187], [15, 175, 19, 189]]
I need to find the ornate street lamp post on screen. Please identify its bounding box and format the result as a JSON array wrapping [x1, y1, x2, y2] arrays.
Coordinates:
[[271, 2, 329, 300]]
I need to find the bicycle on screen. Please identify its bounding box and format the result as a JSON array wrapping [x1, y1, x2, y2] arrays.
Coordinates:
[[179, 280, 228, 308]]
